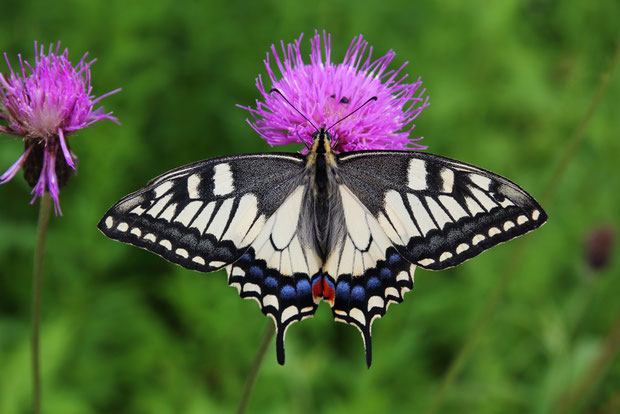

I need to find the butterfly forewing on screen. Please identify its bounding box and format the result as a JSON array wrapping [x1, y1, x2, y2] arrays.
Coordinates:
[[337, 151, 548, 270], [98, 153, 306, 272]]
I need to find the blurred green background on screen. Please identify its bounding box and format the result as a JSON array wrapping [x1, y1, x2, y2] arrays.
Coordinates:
[[1, 0, 619, 413]]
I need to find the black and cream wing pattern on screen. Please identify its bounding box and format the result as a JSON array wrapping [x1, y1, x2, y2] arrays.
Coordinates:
[[99, 147, 547, 367], [99, 153, 323, 363], [335, 151, 547, 270]]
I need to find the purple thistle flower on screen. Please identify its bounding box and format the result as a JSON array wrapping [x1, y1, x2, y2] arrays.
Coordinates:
[[240, 31, 430, 153], [0, 42, 120, 215]]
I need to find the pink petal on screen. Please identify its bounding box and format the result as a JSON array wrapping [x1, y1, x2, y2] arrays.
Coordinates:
[[0, 146, 32, 184], [58, 128, 75, 169]]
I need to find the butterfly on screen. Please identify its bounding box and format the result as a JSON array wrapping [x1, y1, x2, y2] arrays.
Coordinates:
[[98, 126, 547, 367]]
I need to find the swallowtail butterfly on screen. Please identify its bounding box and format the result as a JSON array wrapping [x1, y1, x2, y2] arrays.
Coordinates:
[[98, 128, 547, 366]]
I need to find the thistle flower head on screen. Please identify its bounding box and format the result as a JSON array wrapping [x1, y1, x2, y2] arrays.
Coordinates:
[[0, 42, 120, 214], [241, 31, 429, 152]]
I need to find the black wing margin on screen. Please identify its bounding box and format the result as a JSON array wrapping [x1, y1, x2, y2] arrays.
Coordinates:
[[98, 153, 305, 272], [337, 151, 547, 270]]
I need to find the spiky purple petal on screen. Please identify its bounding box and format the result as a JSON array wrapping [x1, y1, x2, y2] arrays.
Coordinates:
[[0, 42, 120, 214], [241, 31, 430, 152]]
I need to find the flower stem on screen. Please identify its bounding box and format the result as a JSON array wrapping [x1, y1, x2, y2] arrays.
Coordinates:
[[236, 322, 275, 414], [424, 41, 620, 414], [32, 192, 52, 414]]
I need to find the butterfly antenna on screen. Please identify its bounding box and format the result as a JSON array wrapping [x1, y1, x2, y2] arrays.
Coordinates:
[[327, 96, 377, 133], [270, 88, 319, 132]]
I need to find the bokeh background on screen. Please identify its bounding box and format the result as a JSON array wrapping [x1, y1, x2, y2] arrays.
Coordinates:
[[1, 1, 619, 413]]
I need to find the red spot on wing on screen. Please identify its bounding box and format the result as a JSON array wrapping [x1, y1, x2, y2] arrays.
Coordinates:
[[312, 277, 323, 301], [322, 278, 335, 306]]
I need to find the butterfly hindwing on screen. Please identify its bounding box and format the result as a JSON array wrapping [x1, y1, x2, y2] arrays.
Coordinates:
[[225, 185, 322, 364], [337, 151, 548, 270], [321, 185, 415, 367], [98, 153, 306, 272]]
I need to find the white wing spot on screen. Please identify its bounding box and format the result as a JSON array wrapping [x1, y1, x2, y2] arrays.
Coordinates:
[[232, 267, 245, 277], [465, 197, 485, 216], [175, 248, 189, 258], [263, 295, 279, 310], [368, 296, 384, 311], [270, 186, 304, 249], [117, 222, 129, 232], [147, 193, 173, 218], [159, 239, 172, 250], [350, 308, 366, 325], [159, 203, 177, 222], [192, 256, 205, 265], [488, 227, 501, 237], [385, 287, 400, 298], [384, 191, 421, 241], [426, 197, 452, 229], [243, 283, 261, 294], [407, 159, 427, 190], [470, 174, 492, 190], [213, 163, 234, 196], [154, 181, 173, 197], [174, 201, 203, 227], [439, 195, 469, 221], [130, 228, 141, 237], [396, 271, 409, 282], [532, 210, 540, 220], [340, 186, 372, 250], [440, 168, 454, 193], [469, 187, 498, 212], [517, 215, 528, 225], [439, 252, 453, 262], [187, 174, 201, 199], [407, 193, 436, 235], [282, 305, 299, 322], [503, 221, 515, 231], [472, 234, 485, 245], [456, 243, 469, 254], [418, 258, 435, 266], [209, 261, 226, 268], [222, 193, 259, 244], [205, 198, 235, 240], [144, 233, 156, 243], [104, 216, 114, 229]]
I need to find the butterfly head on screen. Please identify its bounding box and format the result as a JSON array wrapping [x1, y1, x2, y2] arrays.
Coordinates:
[[311, 126, 335, 155]]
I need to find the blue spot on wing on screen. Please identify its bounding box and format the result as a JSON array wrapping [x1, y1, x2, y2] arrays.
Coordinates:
[[388, 253, 400, 265], [249, 266, 263, 278], [367, 277, 380, 289], [265, 277, 278, 288], [296, 279, 311, 296], [351, 286, 365, 301], [336, 281, 350, 300], [280, 285, 296, 299], [379, 267, 392, 280]]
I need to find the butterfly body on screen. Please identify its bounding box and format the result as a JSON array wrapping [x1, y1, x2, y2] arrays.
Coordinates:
[[99, 131, 547, 367]]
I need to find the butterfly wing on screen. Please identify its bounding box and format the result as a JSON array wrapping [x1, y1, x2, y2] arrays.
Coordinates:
[[322, 184, 415, 367], [98, 153, 323, 364], [322, 150, 547, 365], [98, 153, 307, 271], [337, 151, 547, 270], [225, 184, 322, 365]]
